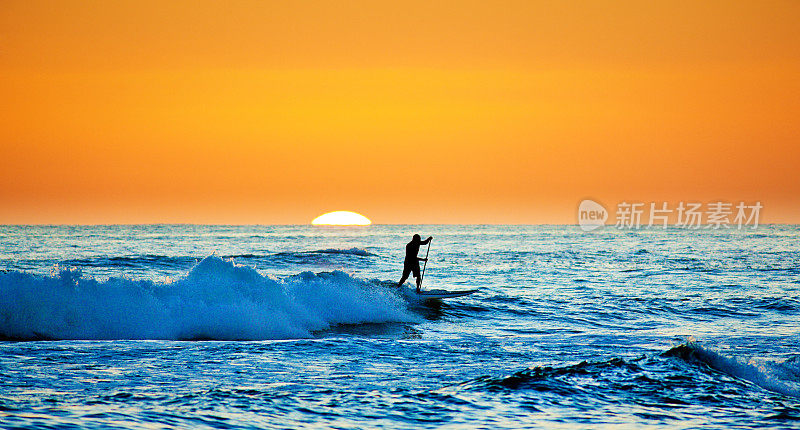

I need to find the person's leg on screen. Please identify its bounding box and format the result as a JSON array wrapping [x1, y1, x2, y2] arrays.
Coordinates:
[[397, 265, 411, 287], [413, 264, 422, 292]]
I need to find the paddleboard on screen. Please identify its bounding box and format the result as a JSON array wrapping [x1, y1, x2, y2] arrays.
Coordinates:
[[414, 289, 478, 299]]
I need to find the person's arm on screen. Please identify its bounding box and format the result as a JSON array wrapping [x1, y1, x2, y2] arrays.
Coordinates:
[[418, 236, 433, 261]]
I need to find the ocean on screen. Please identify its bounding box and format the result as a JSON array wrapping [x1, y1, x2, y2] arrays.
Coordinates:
[[0, 224, 798, 428]]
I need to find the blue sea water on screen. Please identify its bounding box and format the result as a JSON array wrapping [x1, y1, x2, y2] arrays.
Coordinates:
[[0, 224, 799, 429]]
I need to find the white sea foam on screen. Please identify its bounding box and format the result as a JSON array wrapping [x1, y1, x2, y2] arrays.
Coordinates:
[[0, 256, 414, 340]]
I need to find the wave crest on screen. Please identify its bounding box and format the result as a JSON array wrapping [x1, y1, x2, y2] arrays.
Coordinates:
[[663, 341, 800, 398], [0, 256, 412, 340], [452, 342, 800, 401]]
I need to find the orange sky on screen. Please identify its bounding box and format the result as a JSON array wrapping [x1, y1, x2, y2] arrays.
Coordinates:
[[1, 0, 799, 224]]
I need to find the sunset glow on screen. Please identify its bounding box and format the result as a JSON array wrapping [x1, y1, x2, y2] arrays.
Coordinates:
[[1, 1, 798, 224]]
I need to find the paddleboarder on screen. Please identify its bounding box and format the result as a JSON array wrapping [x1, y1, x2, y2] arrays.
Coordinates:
[[397, 234, 433, 292]]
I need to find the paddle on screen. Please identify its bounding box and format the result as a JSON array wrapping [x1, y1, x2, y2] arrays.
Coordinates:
[[420, 238, 431, 288]]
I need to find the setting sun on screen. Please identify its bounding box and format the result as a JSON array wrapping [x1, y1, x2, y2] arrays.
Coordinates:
[[311, 211, 372, 226]]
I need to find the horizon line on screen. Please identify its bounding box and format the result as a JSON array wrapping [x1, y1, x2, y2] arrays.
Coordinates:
[[0, 223, 794, 227]]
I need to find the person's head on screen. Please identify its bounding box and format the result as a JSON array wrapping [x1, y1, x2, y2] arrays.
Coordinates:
[[412, 234, 421, 242]]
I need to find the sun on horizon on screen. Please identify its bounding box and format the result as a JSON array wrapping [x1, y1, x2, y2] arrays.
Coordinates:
[[311, 211, 372, 226]]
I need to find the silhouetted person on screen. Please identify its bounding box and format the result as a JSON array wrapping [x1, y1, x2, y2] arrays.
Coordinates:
[[397, 234, 432, 292]]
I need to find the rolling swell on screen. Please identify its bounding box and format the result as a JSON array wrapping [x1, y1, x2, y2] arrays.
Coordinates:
[[215, 248, 378, 268], [312, 247, 376, 256], [664, 342, 800, 398], [433, 344, 800, 426], [0, 256, 413, 341], [62, 255, 198, 270], [53, 248, 376, 272], [453, 342, 800, 403]]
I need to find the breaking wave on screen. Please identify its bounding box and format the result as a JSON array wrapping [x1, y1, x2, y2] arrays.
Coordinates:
[[664, 341, 800, 398], [452, 342, 800, 401], [0, 256, 413, 340]]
